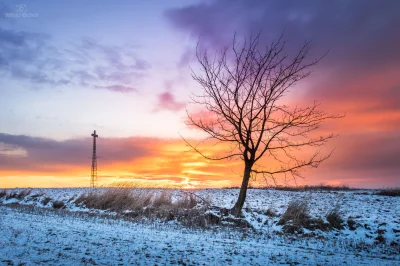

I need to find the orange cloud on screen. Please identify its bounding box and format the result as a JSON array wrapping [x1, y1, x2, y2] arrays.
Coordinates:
[[0, 134, 245, 188]]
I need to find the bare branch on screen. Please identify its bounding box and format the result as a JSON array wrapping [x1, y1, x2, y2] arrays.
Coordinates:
[[183, 31, 342, 215]]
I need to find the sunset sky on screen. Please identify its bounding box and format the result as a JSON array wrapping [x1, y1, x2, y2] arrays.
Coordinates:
[[0, 0, 399, 188]]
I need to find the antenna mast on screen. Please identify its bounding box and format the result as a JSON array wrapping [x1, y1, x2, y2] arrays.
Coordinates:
[[90, 130, 98, 188]]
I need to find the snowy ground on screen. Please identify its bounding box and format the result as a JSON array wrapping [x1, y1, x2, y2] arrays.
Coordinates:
[[0, 188, 399, 265]]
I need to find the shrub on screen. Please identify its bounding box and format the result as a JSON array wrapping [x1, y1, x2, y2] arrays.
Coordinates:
[[52, 201, 65, 209], [0, 190, 6, 198], [376, 188, 400, 197]]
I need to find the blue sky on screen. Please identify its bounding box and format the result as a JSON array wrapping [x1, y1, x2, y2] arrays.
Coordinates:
[[1, 0, 201, 140]]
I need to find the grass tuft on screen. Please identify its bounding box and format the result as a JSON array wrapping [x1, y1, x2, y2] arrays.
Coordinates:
[[175, 193, 198, 209], [279, 199, 310, 227], [278, 198, 334, 233], [326, 208, 344, 229], [152, 191, 173, 208], [347, 218, 358, 231], [41, 197, 52, 206], [5, 189, 32, 200], [52, 201, 66, 209], [16, 189, 32, 199], [30, 192, 45, 199], [326, 198, 344, 230], [5, 192, 17, 200], [264, 208, 278, 217], [73, 194, 87, 206]]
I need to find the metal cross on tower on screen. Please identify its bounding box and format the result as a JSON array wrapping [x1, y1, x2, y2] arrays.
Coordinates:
[[90, 130, 99, 188]]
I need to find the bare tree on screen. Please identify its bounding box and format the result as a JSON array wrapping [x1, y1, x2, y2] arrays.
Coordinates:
[[184, 33, 342, 217]]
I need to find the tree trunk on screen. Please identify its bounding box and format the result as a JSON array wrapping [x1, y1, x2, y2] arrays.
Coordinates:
[[232, 162, 252, 217]]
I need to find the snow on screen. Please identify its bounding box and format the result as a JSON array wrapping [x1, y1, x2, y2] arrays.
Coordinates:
[[0, 188, 399, 265]]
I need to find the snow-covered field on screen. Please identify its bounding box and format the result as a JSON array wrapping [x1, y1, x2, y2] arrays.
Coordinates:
[[0, 188, 399, 265]]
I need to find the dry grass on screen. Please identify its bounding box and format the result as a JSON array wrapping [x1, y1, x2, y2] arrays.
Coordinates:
[[225, 184, 354, 191], [376, 187, 400, 197], [278, 196, 348, 233], [347, 217, 358, 231], [278, 198, 333, 233], [326, 208, 344, 229], [273, 184, 351, 191], [175, 193, 198, 209], [326, 197, 345, 230], [67, 195, 76, 203], [41, 197, 52, 206], [106, 181, 182, 189], [79, 189, 199, 212], [78, 181, 191, 212], [264, 208, 278, 217], [30, 192, 45, 199], [16, 189, 32, 199], [70, 188, 215, 227], [73, 194, 87, 205], [5, 189, 32, 200], [279, 199, 310, 227], [152, 191, 173, 208], [84, 188, 138, 211], [52, 201, 66, 209]]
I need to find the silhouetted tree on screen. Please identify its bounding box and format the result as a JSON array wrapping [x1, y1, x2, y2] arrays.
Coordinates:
[[185, 33, 341, 217]]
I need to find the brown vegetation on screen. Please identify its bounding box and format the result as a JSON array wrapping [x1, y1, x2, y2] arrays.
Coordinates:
[[278, 198, 342, 234], [225, 184, 353, 191], [71, 188, 219, 228], [4, 189, 32, 200], [376, 188, 400, 197], [326, 208, 344, 229], [52, 201, 66, 209], [30, 192, 45, 199], [16, 189, 32, 199], [274, 185, 351, 192], [279, 199, 310, 227], [41, 197, 52, 206]]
